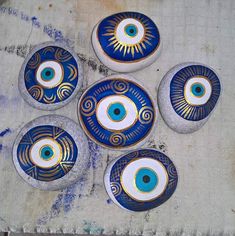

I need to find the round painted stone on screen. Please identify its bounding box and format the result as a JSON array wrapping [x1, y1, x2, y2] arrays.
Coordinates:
[[18, 41, 83, 110], [13, 115, 89, 190], [104, 149, 178, 212], [92, 11, 161, 72], [158, 63, 221, 134], [77, 74, 157, 150]]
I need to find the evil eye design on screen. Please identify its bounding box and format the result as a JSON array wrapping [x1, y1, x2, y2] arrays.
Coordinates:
[[13, 115, 89, 190], [19, 42, 83, 110], [104, 149, 178, 211], [158, 63, 221, 133], [92, 12, 161, 72], [78, 74, 156, 150]]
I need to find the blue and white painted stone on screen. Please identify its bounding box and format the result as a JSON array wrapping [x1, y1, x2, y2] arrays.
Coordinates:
[[104, 148, 178, 212], [77, 74, 157, 150], [12, 115, 89, 190], [158, 63, 221, 133], [92, 12, 161, 72], [18, 41, 83, 110]]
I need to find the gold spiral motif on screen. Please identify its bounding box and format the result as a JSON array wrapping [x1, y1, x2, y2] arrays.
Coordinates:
[[67, 64, 78, 81], [139, 106, 154, 124], [80, 96, 97, 116], [110, 182, 122, 196], [28, 85, 44, 101], [27, 52, 41, 69], [109, 133, 126, 146], [55, 48, 72, 62], [111, 80, 129, 94], [57, 83, 75, 101]]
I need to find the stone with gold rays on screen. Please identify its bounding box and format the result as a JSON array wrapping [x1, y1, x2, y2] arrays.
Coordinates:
[[92, 12, 161, 72]]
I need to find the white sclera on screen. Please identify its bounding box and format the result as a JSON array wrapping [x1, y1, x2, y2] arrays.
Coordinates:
[[96, 95, 138, 131], [36, 61, 63, 88], [116, 19, 144, 45], [121, 158, 168, 201], [30, 138, 61, 168], [185, 76, 212, 105]]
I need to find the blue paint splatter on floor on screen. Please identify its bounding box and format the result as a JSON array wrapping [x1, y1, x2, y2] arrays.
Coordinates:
[[88, 139, 101, 169], [0, 144, 2, 151], [0, 6, 74, 47], [0, 128, 11, 137], [83, 220, 104, 235], [106, 199, 112, 204]]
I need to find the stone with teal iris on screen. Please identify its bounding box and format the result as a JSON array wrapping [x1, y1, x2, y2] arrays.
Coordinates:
[[41, 67, 55, 81], [135, 168, 158, 192], [125, 24, 138, 37], [191, 83, 205, 97], [107, 102, 126, 121], [40, 146, 54, 160]]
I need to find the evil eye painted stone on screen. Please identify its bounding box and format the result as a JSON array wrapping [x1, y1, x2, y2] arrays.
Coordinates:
[[158, 63, 221, 133], [78, 74, 156, 150], [92, 12, 161, 72], [104, 149, 178, 212], [13, 115, 89, 190], [19, 42, 83, 110]]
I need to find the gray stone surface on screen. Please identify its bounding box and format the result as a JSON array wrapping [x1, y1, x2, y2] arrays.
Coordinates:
[[0, 0, 234, 235]]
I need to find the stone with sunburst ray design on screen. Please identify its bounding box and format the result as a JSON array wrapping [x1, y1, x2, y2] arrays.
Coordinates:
[[92, 12, 161, 72], [12, 115, 89, 190], [18, 42, 83, 110], [158, 63, 221, 133]]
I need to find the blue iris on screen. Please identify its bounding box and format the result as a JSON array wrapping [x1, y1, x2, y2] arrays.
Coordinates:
[[191, 83, 204, 97], [40, 146, 54, 160], [41, 67, 55, 81], [107, 103, 126, 121], [135, 168, 158, 192], [125, 24, 137, 37]]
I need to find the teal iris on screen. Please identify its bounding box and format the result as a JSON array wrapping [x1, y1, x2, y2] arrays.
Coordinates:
[[191, 83, 205, 97], [41, 67, 55, 81], [135, 168, 158, 192], [108, 103, 126, 121], [125, 24, 138, 37], [40, 146, 54, 160]]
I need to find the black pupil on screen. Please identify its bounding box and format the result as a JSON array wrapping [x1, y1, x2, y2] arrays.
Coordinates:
[[143, 175, 150, 183], [129, 29, 134, 33], [45, 71, 51, 76], [196, 87, 201, 93], [45, 150, 51, 156], [114, 108, 120, 115]]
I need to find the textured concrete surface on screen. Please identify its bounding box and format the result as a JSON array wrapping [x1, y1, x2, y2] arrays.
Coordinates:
[[0, 0, 234, 235]]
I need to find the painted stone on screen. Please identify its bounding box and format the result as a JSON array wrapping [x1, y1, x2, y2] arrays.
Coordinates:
[[77, 74, 157, 150], [104, 148, 178, 212], [92, 12, 161, 73], [12, 115, 89, 190], [18, 41, 83, 110], [158, 63, 221, 133]]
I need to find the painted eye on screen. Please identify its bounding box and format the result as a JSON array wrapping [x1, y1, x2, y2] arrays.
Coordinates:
[[104, 149, 178, 211], [13, 115, 89, 190], [92, 11, 161, 72], [19, 42, 83, 110], [78, 74, 156, 150], [158, 63, 221, 133]]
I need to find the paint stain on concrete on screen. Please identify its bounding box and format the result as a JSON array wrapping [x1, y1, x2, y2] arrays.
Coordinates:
[[106, 198, 112, 204], [88, 139, 102, 169], [83, 220, 104, 235], [0, 128, 11, 137]]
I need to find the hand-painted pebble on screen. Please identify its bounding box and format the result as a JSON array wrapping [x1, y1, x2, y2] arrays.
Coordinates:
[[158, 63, 221, 133]]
